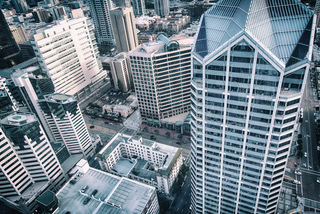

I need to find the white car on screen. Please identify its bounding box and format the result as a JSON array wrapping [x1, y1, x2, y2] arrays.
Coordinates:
[[304, 152, 307, 157], [317, 177, 320, 183], [317, 146, 320, 151], [293, 180, 301, 184], [295, 171, 302, 175]]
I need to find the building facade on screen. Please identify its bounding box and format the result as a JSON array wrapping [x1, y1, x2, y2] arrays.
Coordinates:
[[38, 93, 95, 159], [109, 52, 133, 92], [9, 25, 29, 44], [128, 33, 192, 122], [154, 0, 169, 17], [0, 112, 66, 212], [31, 18, 106, 100], [131, 0, 145, 16], [98, 134, 183, 194], [10, 0, 29, 13], [0, 10, 23, 69], [110, 7, 138, 53], [190, 1, 315, 214], [88, 0, 115, 46]]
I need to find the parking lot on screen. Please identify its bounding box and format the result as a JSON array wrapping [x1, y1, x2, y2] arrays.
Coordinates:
[[56, 169, 121, 214], [83, 90, 136, 123]]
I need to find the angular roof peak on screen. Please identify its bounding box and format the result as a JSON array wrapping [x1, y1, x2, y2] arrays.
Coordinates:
[[194, 0, 314, 66]]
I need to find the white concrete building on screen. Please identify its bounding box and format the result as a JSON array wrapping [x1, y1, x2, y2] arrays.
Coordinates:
[[128, 33, 192, 123], [110, 7, 138, 53], [109, 52, 133, 92], [190, 1, 315, 214], [31, 18, 106, 100], [38, 93, 95, 159], [98, 133, 183, 194], [0, 112, 66, 212], [55, 160, 159, 214], [88, 0, 115, 46]]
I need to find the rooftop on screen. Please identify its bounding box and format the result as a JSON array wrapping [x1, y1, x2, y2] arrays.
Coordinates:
[[44, 93, 76, 104], [0, 112, 37, 126], [194, 0, 314, 67], [55, 168, 155, 214], [100, 134, 182, 176]]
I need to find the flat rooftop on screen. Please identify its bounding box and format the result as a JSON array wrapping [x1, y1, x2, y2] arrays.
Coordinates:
[[112, 158, 135, 176], [55, 168, 155, 214]]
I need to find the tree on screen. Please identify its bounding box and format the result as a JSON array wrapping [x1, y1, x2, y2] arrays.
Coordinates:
[[297, 139, 303, 145], [166, 132, 171, 138], [178, 134, 183, 140], [298, 134, 302, 138], [297, 150, 303, 158], [143, 127, 148, 132], [297, 144, 303, 150], [154, 129, 159, 135], [150, 135, 156, 141]]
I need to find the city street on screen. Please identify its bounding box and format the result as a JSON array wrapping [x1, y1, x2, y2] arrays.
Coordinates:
[[298, 66, 320, 209], [169, 171, 191, 214], [300, 70, 319, 172]]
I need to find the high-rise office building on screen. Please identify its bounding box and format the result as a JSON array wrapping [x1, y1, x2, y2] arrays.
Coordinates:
[[9, 24, 29, 44], [11, 0, 29, 13], [114, 0, 131, 7], [38, 93, 95, 159], [0, 10, 24, 69], [131, 0, 145, 16], [0, 112, 66, 212], [31, 18, 106, 100], [32, 8, 51, 23], [49, 6, 67, 20], [10, 67, 56, 140], [110, 53, 133, 92], [154, 0, 169, 17], [88, 0, 115, 46], [110, 7, 138, 52], [190, 1, 315, 214], [1, 112, 65, 184], [0, 78, 18, 119], [128, 33, 192, 122]]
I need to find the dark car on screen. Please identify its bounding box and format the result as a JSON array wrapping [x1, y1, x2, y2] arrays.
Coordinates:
[[176, 142, 182, 145], [83, 197, 91, 205], [92, 189, 98, 196]]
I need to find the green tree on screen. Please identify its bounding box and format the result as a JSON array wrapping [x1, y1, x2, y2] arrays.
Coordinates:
[[297, 150, 303, 158], [166, 132, 171, 138]]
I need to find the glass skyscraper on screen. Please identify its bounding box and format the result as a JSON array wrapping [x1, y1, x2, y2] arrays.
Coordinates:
[[190, 1, 315, 213]]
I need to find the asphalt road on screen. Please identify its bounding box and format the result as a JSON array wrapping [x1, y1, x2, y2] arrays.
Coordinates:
[[169, 171, 191, 214], [299, 66, 320, 202]]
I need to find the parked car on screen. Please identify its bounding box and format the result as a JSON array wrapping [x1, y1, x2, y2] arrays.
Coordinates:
[[83, 197, 91, 205], [81, 185, 88, 193], [92, 189, 98, 196]]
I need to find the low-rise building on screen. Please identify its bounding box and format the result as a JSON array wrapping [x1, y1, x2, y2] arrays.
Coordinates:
[[97, 133, 183, 194], [54, 159, 159, 214]]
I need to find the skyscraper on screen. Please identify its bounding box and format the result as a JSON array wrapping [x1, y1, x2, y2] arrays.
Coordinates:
[[0, 112, 66, 213], [0, 112, 65, 195], [88, 0, 115, 47], [0, 10, 23, 69], [128, 33, 192, 123], [38, 93, 95, 159], [110, 7, 138, 52], [131, 0, 145, 16], [10, 0, 29, 13], [154, 0, 169, 17], [31, 18, 106, 100], [190, 1, 315, 214], [110, 52, 133, 92]]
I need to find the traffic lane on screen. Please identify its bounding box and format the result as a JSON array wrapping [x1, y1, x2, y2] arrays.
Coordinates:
[[301, 170, 320, 201], [170, 171, 191, 214]]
